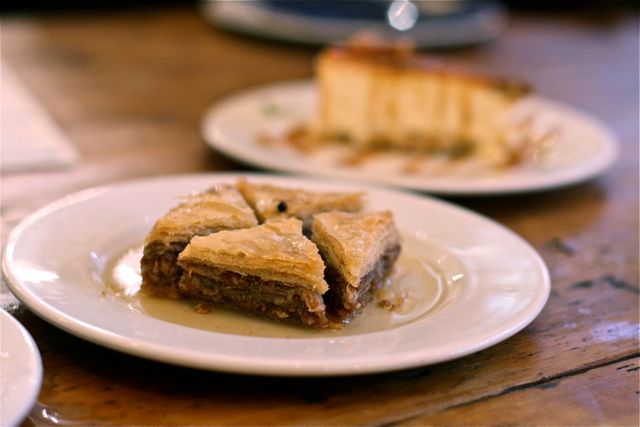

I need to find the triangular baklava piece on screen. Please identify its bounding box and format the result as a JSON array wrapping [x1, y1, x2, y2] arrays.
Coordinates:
[[140, 185, 258, 299], [236, 178, 365, 227], [312, 211, 401, 322], [177, 218, 332, 328]]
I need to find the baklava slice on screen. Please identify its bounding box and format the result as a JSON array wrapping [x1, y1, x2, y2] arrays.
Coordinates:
[[312, 211, 401, 322], [177, 218, 332, 328], [236, 178, 365, 228], [140, 185, 258, 299]]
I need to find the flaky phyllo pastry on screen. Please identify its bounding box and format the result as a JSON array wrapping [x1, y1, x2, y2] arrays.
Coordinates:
[[236, 177, 365, 227], [312, 211, 401, 321], [178, 218, 331, 328], [140, 185, 258, 298], [140, 179, 402, 328]]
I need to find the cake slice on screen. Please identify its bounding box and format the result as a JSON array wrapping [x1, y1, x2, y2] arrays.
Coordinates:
[[311, 211, 401, 322], [140, 185, 258, 299], [177, 218, 332, 328], [315, 44, 530, 166], [236, 178, 365, 227]]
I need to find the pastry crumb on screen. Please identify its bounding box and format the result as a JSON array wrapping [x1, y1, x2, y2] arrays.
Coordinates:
[[377, 290, 409, 312], [194, 302, 212, 314]]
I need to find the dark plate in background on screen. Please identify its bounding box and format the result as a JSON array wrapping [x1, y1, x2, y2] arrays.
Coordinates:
[[202, 0, 507, 48]]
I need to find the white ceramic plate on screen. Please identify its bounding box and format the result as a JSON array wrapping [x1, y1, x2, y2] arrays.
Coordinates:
[[2, 174, 549, 376], [0, 310, 43, 427], [202, 81, 618, 195]]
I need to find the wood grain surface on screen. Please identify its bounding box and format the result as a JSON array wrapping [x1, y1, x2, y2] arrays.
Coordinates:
[[1, 6, 638, 426]]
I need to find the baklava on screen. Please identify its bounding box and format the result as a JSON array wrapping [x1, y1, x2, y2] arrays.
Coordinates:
[[140, 185, 258, 299], [312, 211, 401, 322], [177, 218, 332, 328], [236, 178, 365, 227]]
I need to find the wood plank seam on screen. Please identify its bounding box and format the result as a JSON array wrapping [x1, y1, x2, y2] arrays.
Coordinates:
[[385, 352, 640, 426]]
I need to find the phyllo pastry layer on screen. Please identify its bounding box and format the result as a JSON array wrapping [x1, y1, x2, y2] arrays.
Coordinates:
[[140, 185, 258, 299], [312, 211, 401, 322], [177, 218, 332, 328], [236, 178, 365, 226]]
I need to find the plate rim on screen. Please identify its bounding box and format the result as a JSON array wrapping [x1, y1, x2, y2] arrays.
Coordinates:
[[201, 1, 506, 48], [2, 173, 550, 376], [0, 309, 43, 426], [201, 80, 619, 196]]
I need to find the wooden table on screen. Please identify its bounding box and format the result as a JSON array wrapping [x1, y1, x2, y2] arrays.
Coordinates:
[[2, 6, 638, 426]]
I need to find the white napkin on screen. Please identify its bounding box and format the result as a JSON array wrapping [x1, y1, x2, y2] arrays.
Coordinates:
[[1, 64, 79, 173]]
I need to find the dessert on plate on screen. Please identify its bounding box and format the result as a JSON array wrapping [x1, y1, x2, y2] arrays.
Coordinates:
[[312, 210, 401, 321], [177, 218, 332, 328], [139, 179, 402, 329], [140, 185, 258, 299], [314, 44, 530, 166]]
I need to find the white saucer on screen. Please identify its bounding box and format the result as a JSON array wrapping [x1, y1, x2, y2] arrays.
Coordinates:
[[0, 310, 42, 426], [202, 81, 618, 195], [2, 174, 549, 376]]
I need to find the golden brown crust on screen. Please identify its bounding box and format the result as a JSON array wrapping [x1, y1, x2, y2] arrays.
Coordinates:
[[140, 181, 406, 329], [315, 45, 532, 166], [236, 178, 365, 223], [178, 218, 329, 294], [145, 184, 258, 245], [318, 46, 530, 97], [311, 211, 401, 288], [140, 184, 258, 298]]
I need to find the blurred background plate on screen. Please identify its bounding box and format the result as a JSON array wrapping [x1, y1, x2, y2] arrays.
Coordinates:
[[201, 81, 619, 196], [201, 0, 506, 47]]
